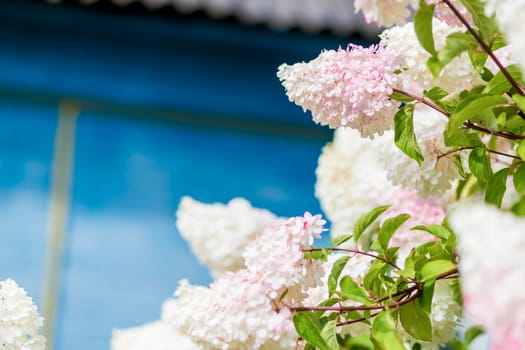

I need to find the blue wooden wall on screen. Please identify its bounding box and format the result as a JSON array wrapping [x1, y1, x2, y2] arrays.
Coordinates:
[[0, 1, 368, 349]]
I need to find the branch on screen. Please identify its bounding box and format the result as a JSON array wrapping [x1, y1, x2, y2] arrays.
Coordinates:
[[437, 146, 522, 162], [392, 88, 450, 117], [441, 0, 525, 96], [303, 247, 402, 271], [463, 121, 525, 140], [290, 267, 459, 326]]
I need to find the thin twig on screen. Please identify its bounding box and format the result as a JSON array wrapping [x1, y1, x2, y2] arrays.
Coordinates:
[[392, 88, 450, 117], [441, 0, 525, 95], [463, 121, 525, 140], [303, 247, 402, 271]]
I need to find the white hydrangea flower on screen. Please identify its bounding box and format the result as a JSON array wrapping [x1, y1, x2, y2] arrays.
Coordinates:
[[176, 196, 277, 277], [382, 104, 459, 196], [450, 203, 525, 349], [110, 321, 199, 350], [401, 280, 460, 350], [354, 0, 418, 27], [0, 279, 46, 350], [111, 299, 199, 350], [484, 0, 525, 75], [315, 127, 398, 239], [380, 19, 481, 93]]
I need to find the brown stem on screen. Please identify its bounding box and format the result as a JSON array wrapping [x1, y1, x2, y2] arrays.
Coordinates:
[[441, 0, 525, 96], [463, 121, 525, 140], [303, 247, 402, 271], [437, 146, 522, 162], [392, 88, 450, 117]]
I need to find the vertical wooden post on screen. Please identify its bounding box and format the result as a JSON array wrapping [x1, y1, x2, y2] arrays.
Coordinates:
[[41, 101, 77, 349]]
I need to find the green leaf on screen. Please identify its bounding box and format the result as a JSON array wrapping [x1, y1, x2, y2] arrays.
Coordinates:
[[411, 224, 451, 241], [512, 197, 525, 216], [424, 87, 449, 103], [445, 95, 507, 147], [485, 168, 509, 207], [465, 325, 485, 345], [363, 261, 388, 297], [420, 260, 457, 281], [484, 64, 523, 94], [293, 312, 329, 350], [518, 140, 525, 161], [459, 0, 497, 42], [429, 31, 477, 78], [378, 214, 411, 251], [340, 276, 371, 305], [353, 205, 391, 244], [320, 320, 339, 350], [328, 256, 350, 296], [397, 256, 415, 279], [468, 148, 493, 188], [400, 300, 432, 341], [313, 298, 339, 318], [304, 248, 329, 261], [513, 94, 525, 113], [390, 91, 415, 103], [514, 164, 525, 194], [394, 104, 424, 165], [419, 279, 435, 314], [345, 334, 374, 350], [414, 0, 436, 55], [469, 50, 488, 73], [371, 312, 405, 350], [333, 234, 353, 247]]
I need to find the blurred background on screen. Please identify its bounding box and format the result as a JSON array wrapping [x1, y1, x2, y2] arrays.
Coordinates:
[[0, 0, 375, 348]]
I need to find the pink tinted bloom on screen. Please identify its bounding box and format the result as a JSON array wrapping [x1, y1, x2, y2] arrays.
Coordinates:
[[278, 45, 403, 137], [427, 0, 472, 26], [243, 213, 326, 298], [450, 204, 525, 349], [174, 272, 297, 350]]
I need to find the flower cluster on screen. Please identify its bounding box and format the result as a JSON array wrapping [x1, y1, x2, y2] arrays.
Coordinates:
[[176, 196, 277, 277], [173, 213, 326, 349], [451, 204, 525, 350], [379, 19, 479, 93], [0, 279, 46, 350], [354, 0, 469, 27], [381, 104, 459, 196], [277, 45, 403, 137], [112, 0, 525, 348]]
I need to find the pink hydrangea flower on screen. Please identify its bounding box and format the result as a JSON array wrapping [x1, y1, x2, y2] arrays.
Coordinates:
[[277, 45, 403, 137], [243, 213, 326, 298], [450, 204, 525, 350], [173, 213, 327, 349]]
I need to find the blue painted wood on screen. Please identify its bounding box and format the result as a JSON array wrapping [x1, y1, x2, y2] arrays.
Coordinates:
[[0, 2, 364, 349], [0, 1, 366, 127], [0, 99, 56, 305]]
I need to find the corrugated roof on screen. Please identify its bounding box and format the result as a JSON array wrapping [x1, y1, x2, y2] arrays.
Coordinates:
[[50, 0, 378, 36]]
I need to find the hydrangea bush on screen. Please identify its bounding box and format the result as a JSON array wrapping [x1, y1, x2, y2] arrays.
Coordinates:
[[112, 0, 525, 349]]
